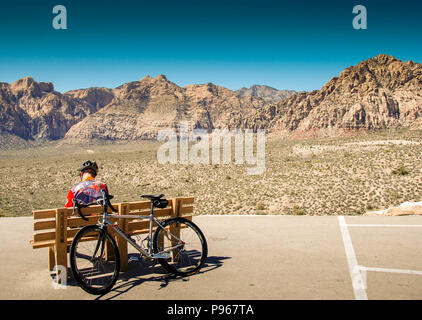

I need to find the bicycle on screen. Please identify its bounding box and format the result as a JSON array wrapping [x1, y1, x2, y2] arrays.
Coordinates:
[[69, 190, 208, 295]]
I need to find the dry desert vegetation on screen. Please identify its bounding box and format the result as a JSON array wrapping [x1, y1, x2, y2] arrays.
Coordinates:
[[0, 129, 421, 217]]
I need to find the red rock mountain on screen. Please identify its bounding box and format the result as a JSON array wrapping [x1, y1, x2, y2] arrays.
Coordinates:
[[236, 85, 297, 103], [1, 54, 421, 144], [64, 75, 267, 141], [262, 54, 422, 137], [0, 77, 110, 140]]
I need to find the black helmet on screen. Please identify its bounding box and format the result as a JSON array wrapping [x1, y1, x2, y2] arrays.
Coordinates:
[[78, 160, 98, 176]]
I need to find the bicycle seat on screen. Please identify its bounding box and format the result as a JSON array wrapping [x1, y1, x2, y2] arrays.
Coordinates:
[[141, 194, 165, 200]]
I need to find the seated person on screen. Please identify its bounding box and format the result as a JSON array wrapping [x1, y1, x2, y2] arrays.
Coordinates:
[[64, 160, 109, 208]]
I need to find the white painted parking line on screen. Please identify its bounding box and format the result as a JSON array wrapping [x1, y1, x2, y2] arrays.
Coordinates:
[[362, 267, 422, 276], [348, 224, 422, 228], [339, 217, 422, 299], [338, 216, 368, 300]]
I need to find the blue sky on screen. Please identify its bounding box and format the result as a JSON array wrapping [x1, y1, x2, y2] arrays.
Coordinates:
[[0, 0, 421, 92]]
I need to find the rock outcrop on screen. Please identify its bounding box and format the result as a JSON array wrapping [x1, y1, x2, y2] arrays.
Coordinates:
[[64, 87, 116, 109], [365, 201, 422, 216], [0, 77, 103, 140], [236, 85, 297, 103]]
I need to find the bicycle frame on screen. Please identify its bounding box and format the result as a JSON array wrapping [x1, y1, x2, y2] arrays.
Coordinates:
[[99, 201, 184, 260]]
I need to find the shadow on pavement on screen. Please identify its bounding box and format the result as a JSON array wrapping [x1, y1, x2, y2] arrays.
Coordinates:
[[95, 254, 232, 300]]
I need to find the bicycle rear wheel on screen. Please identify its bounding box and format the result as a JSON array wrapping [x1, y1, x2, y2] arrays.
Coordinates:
[[153, 217, 208, 276], [70, 225, 120, 295]]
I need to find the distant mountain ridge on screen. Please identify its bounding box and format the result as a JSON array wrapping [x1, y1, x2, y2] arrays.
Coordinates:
[[65, 75, 268, 141], [236, 85, 296, 103], [1, 54, 421, 144]]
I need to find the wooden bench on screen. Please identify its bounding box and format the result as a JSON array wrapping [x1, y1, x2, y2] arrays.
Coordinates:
[[29, 197, 194, 280]]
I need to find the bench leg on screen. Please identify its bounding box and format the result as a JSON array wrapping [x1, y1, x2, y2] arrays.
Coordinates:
[[117, 204, 129, 272], [55, 244, 68, 281], [49, 246, 56, 271], [116, 235, 128, 272], [170, 224, 181, 263], [105, 226, 116, 262], [54, 209, 68, 282]]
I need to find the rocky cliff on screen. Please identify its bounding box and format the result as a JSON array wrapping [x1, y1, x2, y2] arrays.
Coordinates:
[[236, 85, 297, 103], [0, 77, 105, 140], [1, 54, 421, 144], [263, 54, 422, 137]]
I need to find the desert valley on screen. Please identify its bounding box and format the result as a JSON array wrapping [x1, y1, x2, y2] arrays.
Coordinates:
[[1, 54, 421, 217]]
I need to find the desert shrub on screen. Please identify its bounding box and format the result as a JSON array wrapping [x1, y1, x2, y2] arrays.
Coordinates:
[[286, 205, 306, 216], [392, 166, 410, 176], [256, 203, 265, 210], [0, 209, 9, 217], [365, 203, 376, 210], [255, 210, 268, 215]]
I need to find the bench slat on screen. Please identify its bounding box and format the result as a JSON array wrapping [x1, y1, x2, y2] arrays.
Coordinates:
[[67, 215, 101, 227], [67, 215, 117, 227], [30, 239, 55, 248], [33, 206, 115, 219], [34, 220, 56, 231], [178, 197, 194, 205], [33, 231, 56, 242], [127, 220, 150, 233], [33, 210, 56, 219], [33, 226, 91, 243], [128, 201, 151, 211], [154, 208, 173, 216], [180, 206, 193, 215], [64, 206, 114, 216], [30, 234, 102, 249], [131, 228, 157, 235]]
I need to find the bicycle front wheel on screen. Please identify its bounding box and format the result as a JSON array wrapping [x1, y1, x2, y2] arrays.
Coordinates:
[[153, 217, 208, 276], [70, 225, 120, 295]]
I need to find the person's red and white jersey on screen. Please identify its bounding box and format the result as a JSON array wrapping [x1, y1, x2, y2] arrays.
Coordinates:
[[65, 176, 109, 208]]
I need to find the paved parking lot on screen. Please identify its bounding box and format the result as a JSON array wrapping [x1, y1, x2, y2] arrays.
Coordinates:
[[0, 215, 421, 300]]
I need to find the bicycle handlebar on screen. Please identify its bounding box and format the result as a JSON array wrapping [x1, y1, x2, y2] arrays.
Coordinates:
[[72, 199, 89, 221], [101, 190, 118, 213], [105, 193, 118, 213]]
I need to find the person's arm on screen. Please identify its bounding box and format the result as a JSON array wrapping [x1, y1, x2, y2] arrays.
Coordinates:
[[64, 189, 75, 207]]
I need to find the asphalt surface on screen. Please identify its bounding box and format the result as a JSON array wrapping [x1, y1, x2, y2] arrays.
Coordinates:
[[0, 215, 421, 300]]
